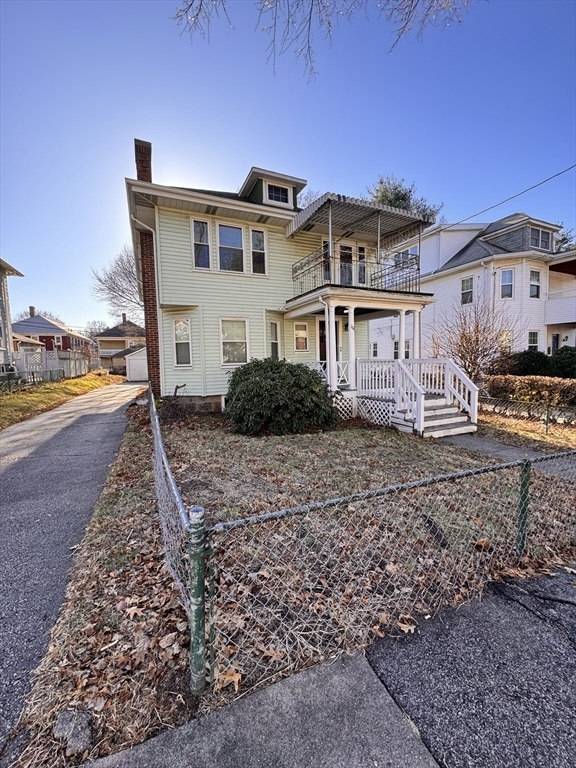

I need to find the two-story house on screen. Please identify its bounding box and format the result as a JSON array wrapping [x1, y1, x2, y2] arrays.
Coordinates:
[[127, 139, 478, 436], [370, 214, 576, 361], [95, 314, 146, 369]]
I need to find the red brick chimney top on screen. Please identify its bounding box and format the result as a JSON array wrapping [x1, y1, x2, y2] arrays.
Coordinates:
[[134, 139, 152, 183]]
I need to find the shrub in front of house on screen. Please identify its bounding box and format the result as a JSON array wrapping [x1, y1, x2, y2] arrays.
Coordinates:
[[483, 375, 576, 406], [549, 345, 576, 379], [507, 349, 551, 377], [225, 358, 340, 435]]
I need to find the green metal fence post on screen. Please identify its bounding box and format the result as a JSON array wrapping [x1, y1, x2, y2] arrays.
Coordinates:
[[516, 460, 531, 557], [546, 403, 550, 435], [187, 506, 207, 695]]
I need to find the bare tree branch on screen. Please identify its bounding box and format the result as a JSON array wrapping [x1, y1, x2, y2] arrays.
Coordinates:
[[174, 0, 476, 77], [430, 296, 525, 383], [91, 245, 144, 325]]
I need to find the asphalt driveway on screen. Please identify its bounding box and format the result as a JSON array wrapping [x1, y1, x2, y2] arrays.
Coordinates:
[[0, 383, 143, 761]]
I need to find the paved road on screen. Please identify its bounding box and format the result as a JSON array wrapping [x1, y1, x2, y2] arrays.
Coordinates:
[[0, 383, 143, 761], [367, 569, 576, 768]]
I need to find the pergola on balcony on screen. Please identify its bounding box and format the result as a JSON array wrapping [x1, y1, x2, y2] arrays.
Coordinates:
[[288, 192, 431, 298], [285, 194, 435, 392]]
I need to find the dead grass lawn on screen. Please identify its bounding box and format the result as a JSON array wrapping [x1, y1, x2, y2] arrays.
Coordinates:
[[478, 411, 576, 452]]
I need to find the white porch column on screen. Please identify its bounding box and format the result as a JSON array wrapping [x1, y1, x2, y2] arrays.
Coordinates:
[[347, 306, 356, 389], [328, 302, 338, 390], [413, 309, 421, 358], [398, 309, 406, 361]]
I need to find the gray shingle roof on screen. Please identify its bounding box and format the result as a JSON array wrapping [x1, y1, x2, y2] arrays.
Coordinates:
[[96, 321, 146, 338]]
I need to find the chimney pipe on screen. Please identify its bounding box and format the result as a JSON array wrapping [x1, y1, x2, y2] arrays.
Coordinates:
[[122, 313, 126, 323], [29, 306, 36, 317], [134, 139, 152, 183]]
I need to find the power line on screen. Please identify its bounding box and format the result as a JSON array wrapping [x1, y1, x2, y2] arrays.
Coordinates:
[[441, 163, 576, 232]]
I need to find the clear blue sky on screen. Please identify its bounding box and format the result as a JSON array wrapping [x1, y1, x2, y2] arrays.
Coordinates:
[[1, 0, 575, 329]]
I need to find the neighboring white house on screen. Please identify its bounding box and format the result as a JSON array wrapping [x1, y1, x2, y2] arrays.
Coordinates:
[[126, 139, 479, 436], [0, 258, 23, 368], [370, 214, 576, 361]]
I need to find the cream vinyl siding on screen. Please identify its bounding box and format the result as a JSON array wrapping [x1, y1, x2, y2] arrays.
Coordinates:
[[156, 208, 324, 395]]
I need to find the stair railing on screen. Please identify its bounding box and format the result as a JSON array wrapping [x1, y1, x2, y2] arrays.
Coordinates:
[[445, 360, 478, 422], [395, 361, 425, 436]]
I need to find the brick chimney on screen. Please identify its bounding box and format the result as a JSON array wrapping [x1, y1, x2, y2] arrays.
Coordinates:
[[122, 313, 126, 323], [134, 139, 152, 183], [29, 306, 36, 317]]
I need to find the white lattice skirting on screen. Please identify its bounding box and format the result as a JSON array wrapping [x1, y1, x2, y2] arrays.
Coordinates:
[[334, 396, 355, 420], [357, 396, 394, 427]]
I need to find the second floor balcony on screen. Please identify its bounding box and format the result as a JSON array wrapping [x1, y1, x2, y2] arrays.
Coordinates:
[[292, 242, 421, 298]]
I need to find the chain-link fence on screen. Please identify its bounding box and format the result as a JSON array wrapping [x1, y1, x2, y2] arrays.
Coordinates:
[[148, 387, 576, 704], [479, 395, 576, 428]]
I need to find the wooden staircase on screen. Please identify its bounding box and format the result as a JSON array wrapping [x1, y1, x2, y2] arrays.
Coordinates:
[[391, 394, 477, 438]]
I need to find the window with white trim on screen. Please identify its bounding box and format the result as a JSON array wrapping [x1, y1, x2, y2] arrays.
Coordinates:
[[270, 321, 280, 360], [193, 220, 210, 269], [221, 319, 248, 365], [529, 270, 541, 298], [54, 335, 62, 347], [218, 224, 244, 272], [393, 340, 410, 359], [501, 269, 513, 299], [294, 323, 309, 352], [371, 342, 378, 358], [174, 318, 192, 366], [461, 277, 474, 305], [251, 229, 266, 275], [530, 228, 551, 250], [528, 331, 539, 351]]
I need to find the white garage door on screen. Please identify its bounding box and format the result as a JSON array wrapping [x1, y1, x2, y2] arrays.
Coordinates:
[[126, 355, 148, 381]]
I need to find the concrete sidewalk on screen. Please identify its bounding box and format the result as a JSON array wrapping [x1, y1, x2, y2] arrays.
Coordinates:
[[84, 652, 439, 768], [0, 383, 143, 763]]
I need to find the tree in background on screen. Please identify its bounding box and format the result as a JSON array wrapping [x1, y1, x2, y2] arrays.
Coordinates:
[[174, 0, 475, 77], [430, 297, 521, 383], [91, 245, 144, 325], [555, 226, 576, 252], [13, 308, 63, 323], [84, 320, 110, 340], [297, 188, 322, 209], [367, 174, 443, 221]]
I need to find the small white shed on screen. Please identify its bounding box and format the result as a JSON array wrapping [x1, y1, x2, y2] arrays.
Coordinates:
[[125, 346, 148, 382]]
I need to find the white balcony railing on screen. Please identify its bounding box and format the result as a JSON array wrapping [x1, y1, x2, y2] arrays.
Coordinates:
[[545, 288, 576, 325]]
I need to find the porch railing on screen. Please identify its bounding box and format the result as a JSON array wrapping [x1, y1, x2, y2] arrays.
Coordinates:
[[292, 243, 420, 297], [404, 359, 478, 421], [305, 360, 350, 387], [357, 360, 395, 399]]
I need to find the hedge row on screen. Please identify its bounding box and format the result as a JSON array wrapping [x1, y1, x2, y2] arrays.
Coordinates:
[[483, 375, 576, 406]]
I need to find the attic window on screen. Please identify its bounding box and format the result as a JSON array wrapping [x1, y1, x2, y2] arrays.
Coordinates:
[[530, 228, 551, 251], [264, 180, 293, 209]]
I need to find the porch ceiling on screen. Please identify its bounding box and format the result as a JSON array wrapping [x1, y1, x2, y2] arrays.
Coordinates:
[[287, 193, 431, 247], [283, 284, 434, 319]]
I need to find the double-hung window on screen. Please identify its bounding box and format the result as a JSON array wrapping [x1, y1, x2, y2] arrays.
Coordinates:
[[461, 277, 474, 305], [371, 342, 378, 358], [221, 319, 248, 365], [251, 230, 266, 275], [294, 323, 309, 352], [529, 270, 541, 298], [193, 220, 210, 269], [174, 318, 192, 366], [530, 228, 551, 250], [528, 331, 539, 352], [501, 269, 513, 299], [219, 225, 244, 272], [270, 321, 280, 359]]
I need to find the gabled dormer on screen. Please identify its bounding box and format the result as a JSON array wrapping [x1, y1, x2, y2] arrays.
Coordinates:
[[238, 167, 307, 212]]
